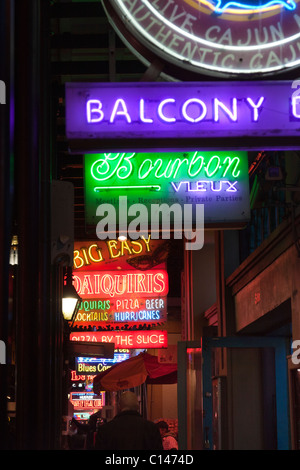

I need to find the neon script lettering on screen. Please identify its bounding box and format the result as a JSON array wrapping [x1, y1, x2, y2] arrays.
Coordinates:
[[86, 96, 265, 124], [90, 152, 241, 183]]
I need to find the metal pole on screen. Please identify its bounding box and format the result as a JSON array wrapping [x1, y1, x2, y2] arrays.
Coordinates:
[[0, 0, 14, 450], [14, 0, 53, 449]]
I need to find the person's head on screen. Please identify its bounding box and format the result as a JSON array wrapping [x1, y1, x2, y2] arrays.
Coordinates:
[[156, 420, 168, 437], [119, 391, 139, 412]]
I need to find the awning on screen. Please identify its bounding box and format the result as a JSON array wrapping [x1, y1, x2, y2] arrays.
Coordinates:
[[93, 352, 177, 393]]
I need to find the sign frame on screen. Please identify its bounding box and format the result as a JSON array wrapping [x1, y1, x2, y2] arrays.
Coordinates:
[[83, 149, 250, 228], [68, 341, 115, 358], [66, 81, 300, 152], [70, 330, 168, 349]]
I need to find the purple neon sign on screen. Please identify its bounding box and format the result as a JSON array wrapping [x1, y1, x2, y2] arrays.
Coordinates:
[[65, 81, 300, 141]]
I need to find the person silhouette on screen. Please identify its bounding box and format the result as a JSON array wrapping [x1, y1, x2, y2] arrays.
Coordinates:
[[95, 391, 163, 450]]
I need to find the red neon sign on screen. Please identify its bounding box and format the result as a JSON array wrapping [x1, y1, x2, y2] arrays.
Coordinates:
[[70, 392, 105, 409], [70, 330, 168, 349], [71, 370, 96, 382], [73, 269, 168, 299]]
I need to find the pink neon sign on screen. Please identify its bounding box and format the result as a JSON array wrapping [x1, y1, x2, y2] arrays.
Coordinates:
[[73, 269, 168, 299]]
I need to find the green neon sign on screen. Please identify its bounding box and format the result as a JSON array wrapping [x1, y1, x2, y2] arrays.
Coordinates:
[[84, 150, 250, 227], [89, 151, 241, 186]]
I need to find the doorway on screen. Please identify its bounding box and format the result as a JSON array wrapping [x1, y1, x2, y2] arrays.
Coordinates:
[[177, 336, 290, 450]]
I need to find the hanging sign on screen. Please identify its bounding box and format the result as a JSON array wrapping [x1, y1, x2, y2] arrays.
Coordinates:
[[102, 0, 300, 77], [70, 330, 168, 348], [74, 296, 167, 326], [84, 149, 250, 227], [73, 268, 168, 326], [75, 352, 130, 375], [73, 237, 170, 271], [73, 269, 169, 299], [70, 391, 105, 409], [65, 81, 300, 141]]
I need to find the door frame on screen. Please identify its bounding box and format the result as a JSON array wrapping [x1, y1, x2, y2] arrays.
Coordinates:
[[178, 336, 290, 450]]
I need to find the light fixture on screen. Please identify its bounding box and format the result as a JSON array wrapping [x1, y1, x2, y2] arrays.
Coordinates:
[[62, 266, 81, 327], [9, 235, 18, 265]]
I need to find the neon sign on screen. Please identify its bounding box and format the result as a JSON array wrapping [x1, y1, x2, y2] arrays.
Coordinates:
[[73, 269, 168, 299], [66, 82, 300, 142], [89, 152, 241, 182], [73, 237, 168, 271], [76, 352, 130, 375], [72, 240, 170, 328], [212, 0, 296, 13], [70, 330, 168, 348], [74, 296, 167, 325], [101, 0, 300, 77], [89, 152, 241, 183], [72, 269, 168, 326], [73, 237, 151, 269], [86, 96, 264, 124], [71, 370, 96, 382], [70, 391, 105, 409], [84, 149, 250, 227]]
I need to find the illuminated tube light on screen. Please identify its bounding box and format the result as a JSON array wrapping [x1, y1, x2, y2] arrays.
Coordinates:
[[110, 99, 132, 123], [246, 97, 265, 122], [90, 152, 135, 181], [73, 270, 169, 298], [292, 96, 300, 118], [158, 98, 176, 123], [137, 0, 299, 51], [140, 99, 153, 123], [214, 98, 237, 123], [70, 330, 168, 349], [194, 0, 290, 15], [89, 152, 242, 183], [94, 185, 161, 191], [111, 0, 300, 74], [182, 99, 207, 123], [212, 0, 296, 13], [171, 180, 238, 192]]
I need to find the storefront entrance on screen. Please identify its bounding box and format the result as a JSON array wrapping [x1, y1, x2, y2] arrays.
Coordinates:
[[178, 336, 290, 450]]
